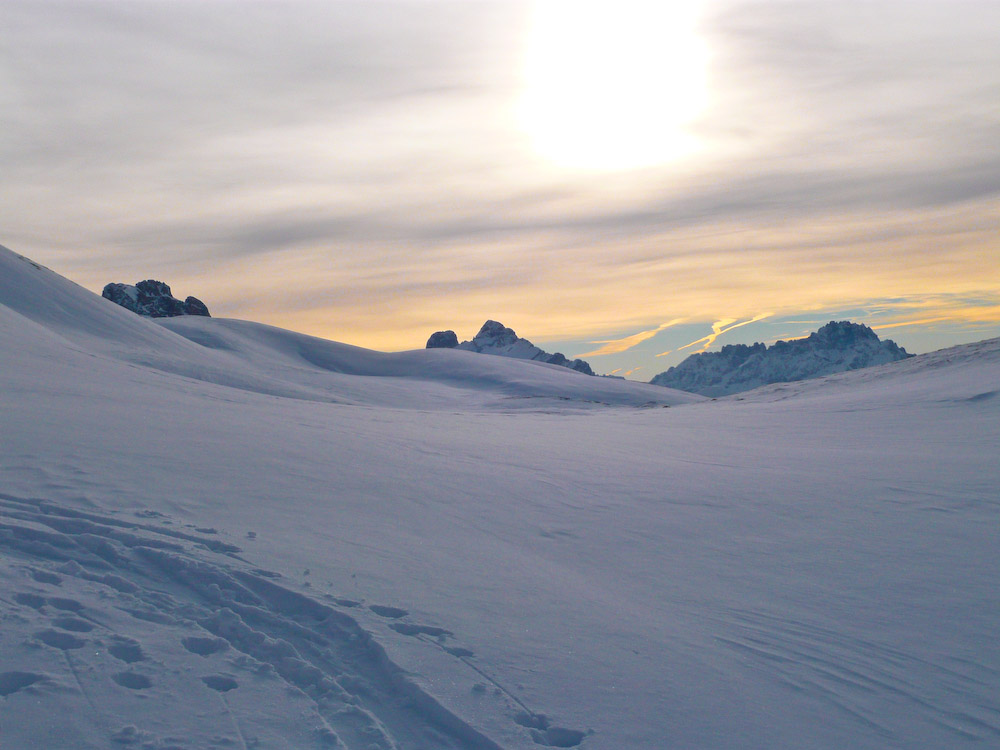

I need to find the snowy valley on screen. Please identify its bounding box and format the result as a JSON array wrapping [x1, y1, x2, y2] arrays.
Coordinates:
[[2, 245, 999, 750]]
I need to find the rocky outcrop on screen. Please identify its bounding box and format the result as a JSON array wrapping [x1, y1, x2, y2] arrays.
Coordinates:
[[427, 320, 594, 375], [426, 330, 459, 349], [650, 321, 911, 396], [102, 280, 210, 318]]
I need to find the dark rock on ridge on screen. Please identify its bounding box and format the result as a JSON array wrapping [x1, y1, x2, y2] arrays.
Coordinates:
[[426, 330, 459, 349], [181, 295, 210, 317], [103, 280, 211, 318], [427, 320, 594, 375], [650, 320, 911, 396]]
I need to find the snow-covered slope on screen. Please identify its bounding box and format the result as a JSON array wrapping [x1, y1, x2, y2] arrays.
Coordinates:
[[3, 245, 1000, 750], [651, 321, 912, 396], [0, 247, 698, 411], [157, 316, 692, 410], [727, 334, 1000, 408]]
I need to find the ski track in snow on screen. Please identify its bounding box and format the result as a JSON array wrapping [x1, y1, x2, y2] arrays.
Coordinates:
[[0, 493, 581, 749]]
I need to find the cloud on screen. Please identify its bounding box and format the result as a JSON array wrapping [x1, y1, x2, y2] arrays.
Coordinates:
[[0, 0, 998, 359], [872, 317, 956, 331], [870, 300, 1000, 330], [674, 313, 773, 353], [575, 318, 685, 357], [677, 318, 734, 352]]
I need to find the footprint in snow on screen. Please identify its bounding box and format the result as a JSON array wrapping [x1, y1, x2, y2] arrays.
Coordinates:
[[514, 712, 588, 748], [389, 623, 452, 638], [108, 639, 145, 664], [202, 674, 239, 692], [0, 671, 47, 697], [323, 594, 361, 607], [182, 636, 229, 657], [368, 605, 408, 618], [51, 616, 93, 633], [47, 597, 84, 612], [14, 592, 46, 610], [112, 671, 152, 690], [30, 568, 62, 585], [35, 629, 85, 650]]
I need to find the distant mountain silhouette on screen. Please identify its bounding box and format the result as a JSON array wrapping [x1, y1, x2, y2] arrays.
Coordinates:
[[650, 321, 911, 396], [427, 320, 594, 375]]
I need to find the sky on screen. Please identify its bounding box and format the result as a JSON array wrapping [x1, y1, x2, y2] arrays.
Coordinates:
[[2, 0, 998, 379]]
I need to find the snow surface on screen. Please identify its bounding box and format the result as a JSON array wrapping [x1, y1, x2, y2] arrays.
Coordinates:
[[2, 244, 999, 749]]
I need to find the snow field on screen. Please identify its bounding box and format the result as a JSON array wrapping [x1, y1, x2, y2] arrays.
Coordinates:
[[2, 244, 999, 749]]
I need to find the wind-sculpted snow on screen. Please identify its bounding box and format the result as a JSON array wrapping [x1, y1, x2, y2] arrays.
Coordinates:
[[155, 316, 697, 409]]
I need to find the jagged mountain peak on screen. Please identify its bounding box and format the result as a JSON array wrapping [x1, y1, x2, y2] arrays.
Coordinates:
[[470, 319, 520, 348], [426, 320, 595, 375], [650, 320, 911, 396], [811, 319, 880, 344]]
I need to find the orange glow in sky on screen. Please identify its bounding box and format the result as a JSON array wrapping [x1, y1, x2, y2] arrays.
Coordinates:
[[0, 1, 998, 378]]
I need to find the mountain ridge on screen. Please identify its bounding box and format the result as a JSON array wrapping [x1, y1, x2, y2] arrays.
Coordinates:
[[650, 320, 912, 396], [427, 320, 595, 375]]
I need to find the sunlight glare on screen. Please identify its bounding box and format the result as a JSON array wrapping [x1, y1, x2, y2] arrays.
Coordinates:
[[519, 0, 709, 171]]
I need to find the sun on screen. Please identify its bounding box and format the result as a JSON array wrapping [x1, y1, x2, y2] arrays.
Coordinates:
[[518, 0, 709, 171]]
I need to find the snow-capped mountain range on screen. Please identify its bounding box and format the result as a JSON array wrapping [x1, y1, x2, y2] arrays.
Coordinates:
[[427, 320, 595, 375], [650, 321, 911, 396]]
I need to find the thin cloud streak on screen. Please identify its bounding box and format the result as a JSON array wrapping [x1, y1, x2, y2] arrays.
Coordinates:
[[872, 305, 1000, 330], [674, 314, 774, 354], [575, 318, 686, 357], [677, 318, 735, 353], [873, 317, 957, 330]]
